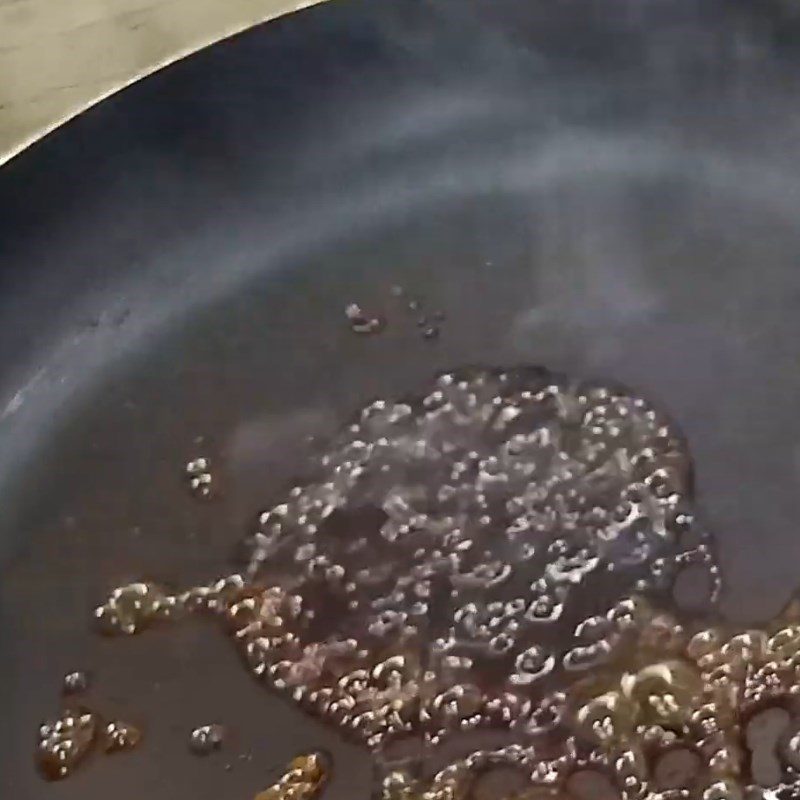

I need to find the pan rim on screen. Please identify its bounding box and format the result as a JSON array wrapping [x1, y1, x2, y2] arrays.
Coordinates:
[[0, 0, 330, 169]]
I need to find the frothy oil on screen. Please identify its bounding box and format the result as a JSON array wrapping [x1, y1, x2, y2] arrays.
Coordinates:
[[57, 366, 800, 798]]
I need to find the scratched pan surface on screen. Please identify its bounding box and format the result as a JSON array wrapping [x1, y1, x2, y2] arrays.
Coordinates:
[[3, 0, 800, 797]]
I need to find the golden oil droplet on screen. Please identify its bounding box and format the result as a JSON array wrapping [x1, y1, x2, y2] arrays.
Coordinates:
[[36, 708, 98, 781], [254, 752, 329, 800], [102, 720, 142, 754]]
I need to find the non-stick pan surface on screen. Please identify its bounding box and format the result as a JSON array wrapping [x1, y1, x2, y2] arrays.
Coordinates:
[[4, 0, 800, 797]]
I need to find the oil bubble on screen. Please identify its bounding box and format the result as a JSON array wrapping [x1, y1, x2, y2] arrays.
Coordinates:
[[62, 670, 90, 695], [189, 724, 225, 756]]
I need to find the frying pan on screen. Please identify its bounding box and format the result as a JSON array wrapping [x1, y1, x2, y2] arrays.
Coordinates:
[[3, 0, 800, 797]]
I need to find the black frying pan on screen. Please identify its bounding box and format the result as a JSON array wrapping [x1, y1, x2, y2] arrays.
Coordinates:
[[4, 0, 800, 797]]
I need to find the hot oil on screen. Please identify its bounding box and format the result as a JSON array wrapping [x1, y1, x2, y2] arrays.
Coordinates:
[[254, 752, 329, 800], [102, 720, 142, 754], [53, 367, 800, 798], [188, 724, 225, 756], [36, 708, 98, 781]]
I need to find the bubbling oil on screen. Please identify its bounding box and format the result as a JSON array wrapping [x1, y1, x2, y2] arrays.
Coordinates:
[[75, 367, 800, 798]]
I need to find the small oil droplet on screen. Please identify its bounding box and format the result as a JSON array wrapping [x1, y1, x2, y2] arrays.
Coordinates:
[[394, 287, 444, 340], [62, 670, 90, 695], [36, 708, 98, 780], [102, 720, 142, 753], [189, 724, 225, 756], [345, 303, 384, 335], [421, 324, 440, 341], [185, 457, 213, 498]]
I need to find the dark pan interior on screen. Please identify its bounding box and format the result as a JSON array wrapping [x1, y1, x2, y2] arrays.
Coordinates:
[[3, 0, 800, 796]]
